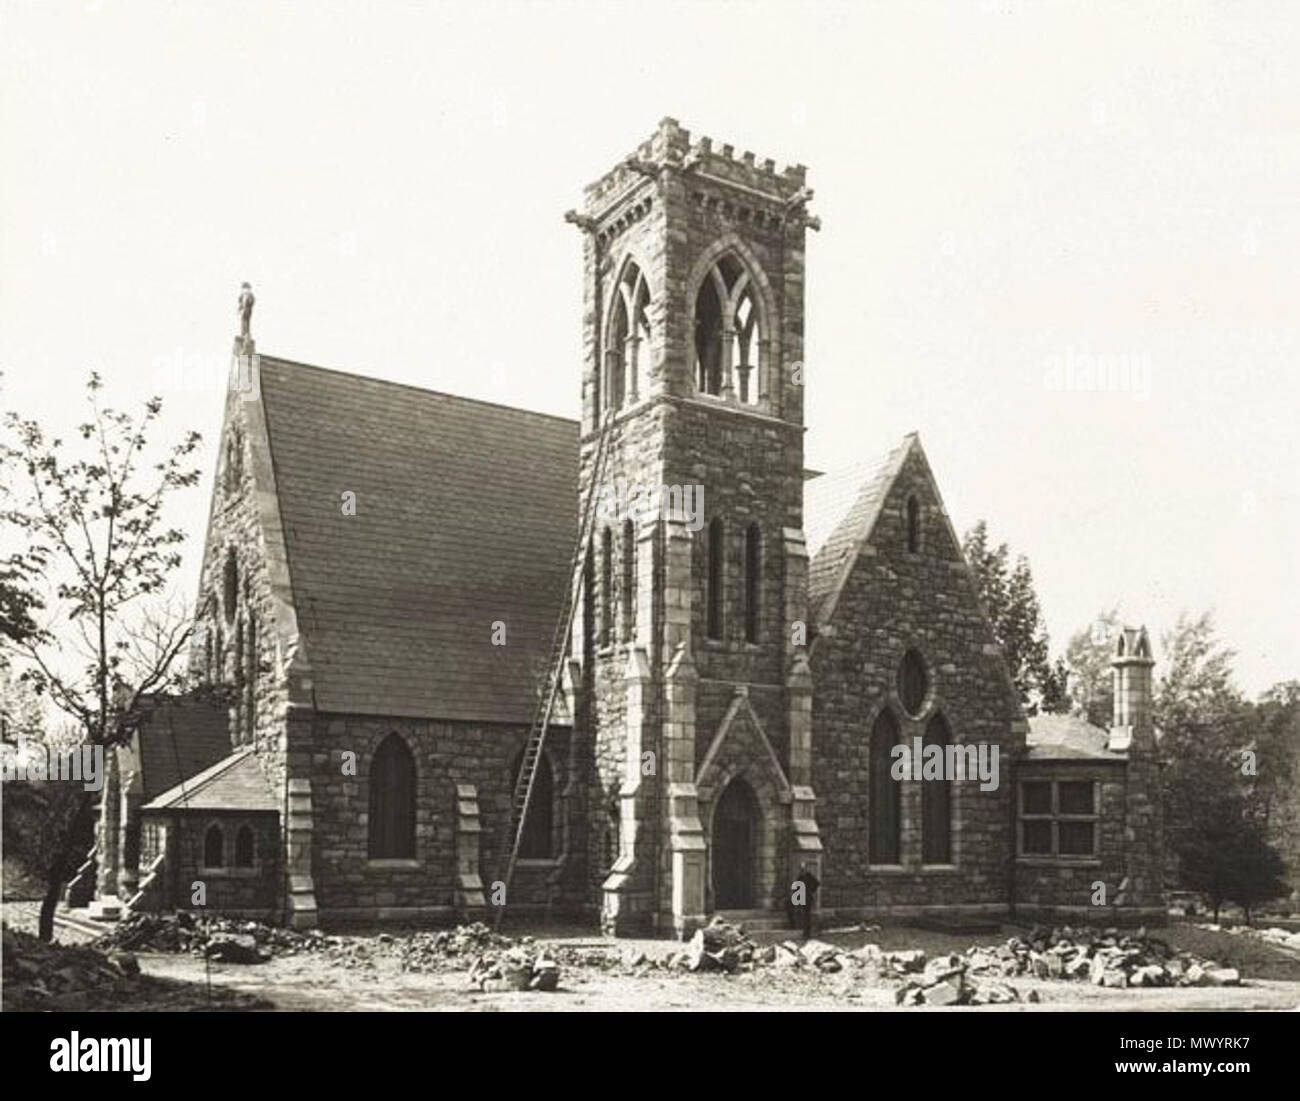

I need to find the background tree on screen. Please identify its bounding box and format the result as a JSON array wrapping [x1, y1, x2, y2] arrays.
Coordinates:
[[1, 373, 201, 939], [0, 374, 44, 646], [1154, 612, 1291, 916], [1248, 680, 1300, 898], [962, 520, 1059, 712], [1060, 608, 1123, 727], [1179, 791, 1289, 923]]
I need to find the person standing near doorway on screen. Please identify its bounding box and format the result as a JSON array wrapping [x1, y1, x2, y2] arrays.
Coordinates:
[[792, 865, 820, 940]]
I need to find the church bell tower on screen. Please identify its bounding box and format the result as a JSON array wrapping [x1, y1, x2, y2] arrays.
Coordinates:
[[569, 118, 824, 937]]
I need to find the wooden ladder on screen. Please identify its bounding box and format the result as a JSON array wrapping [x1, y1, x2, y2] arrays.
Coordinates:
[[494, 410, 615, 928]]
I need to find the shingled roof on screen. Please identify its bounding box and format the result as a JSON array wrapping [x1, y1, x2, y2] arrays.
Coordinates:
[[143, 748, 278, 812], [135, 695, 232, 801], [804, 436, 912, 622], [256, 357, 578, 724], [1025, 713, 1124, 761]]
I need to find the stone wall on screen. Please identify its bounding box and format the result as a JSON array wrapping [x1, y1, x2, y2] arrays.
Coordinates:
[[140, 810, 279, 918], [1010, 761, 1129, 919], [574, 118, 814, 930], [303, 713, 577, 923], [811, 444, 1025, 917], [190, 385, 296, 804]]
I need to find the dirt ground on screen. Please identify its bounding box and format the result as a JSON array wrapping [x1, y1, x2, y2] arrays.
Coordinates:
[[6, 902, 1300, 1012]]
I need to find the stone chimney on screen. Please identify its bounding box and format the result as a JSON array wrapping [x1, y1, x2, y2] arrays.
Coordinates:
[[1109, 625, 1154, 753]]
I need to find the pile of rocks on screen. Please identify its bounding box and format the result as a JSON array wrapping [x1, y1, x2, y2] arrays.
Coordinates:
[[3, 923, 143, 1009], [397, 922, 516, 973], [465, 946, 561, 992], [984, 925, 1241, 989], [670, 916, 759, 973], [94, 911, 329, 960], [893, 952, 1028, 1007], [92, 913, 566, 988], [760, 938, 924, 977], [663, 918, 935, 982], [873, 925, 1250, 1007]]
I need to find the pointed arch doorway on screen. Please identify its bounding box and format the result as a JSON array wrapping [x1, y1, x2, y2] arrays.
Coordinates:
[[712, 777, 759, 909]]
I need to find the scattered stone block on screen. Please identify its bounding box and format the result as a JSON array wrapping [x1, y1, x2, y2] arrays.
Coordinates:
[[203, 933, 267, 964], [921, 977, 963, 1006], [887, 949, 926, 973], [530, 959, 559, 992]]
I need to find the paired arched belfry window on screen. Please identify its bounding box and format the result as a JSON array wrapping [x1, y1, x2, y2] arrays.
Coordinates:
[[369, 734, 416, 859], [605, 261, 651, 411], [922, 713, 953, 864], [694, 253, 763, 404], [706, 518, 725, 640], [744, 523, 761, 643], [869, 709, 903, 864], [511, 750, 555, 859]]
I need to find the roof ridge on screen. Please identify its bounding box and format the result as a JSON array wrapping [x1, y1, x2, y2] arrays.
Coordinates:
[[143, 747, 256, 810], [806, 434, 919, 627], [257, 354, 579, 426]]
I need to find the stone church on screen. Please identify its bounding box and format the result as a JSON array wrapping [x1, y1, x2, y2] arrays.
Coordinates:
[[85, 119, 1164, 936]]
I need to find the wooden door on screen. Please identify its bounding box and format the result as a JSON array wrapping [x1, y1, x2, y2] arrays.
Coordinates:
[[713, 779, 757, 909]]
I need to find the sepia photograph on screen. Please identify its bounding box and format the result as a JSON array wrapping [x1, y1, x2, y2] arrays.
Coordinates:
[[1, 0, 1298, 1077]]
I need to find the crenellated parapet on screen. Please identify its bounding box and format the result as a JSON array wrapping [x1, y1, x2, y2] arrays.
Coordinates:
[[581, 117, 814, 249]]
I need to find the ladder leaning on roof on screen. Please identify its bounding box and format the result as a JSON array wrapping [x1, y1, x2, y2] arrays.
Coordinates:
[[494, 410, 616, 929]]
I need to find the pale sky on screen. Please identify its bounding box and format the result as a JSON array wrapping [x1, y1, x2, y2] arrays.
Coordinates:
[[2, 1, 1296, 696]]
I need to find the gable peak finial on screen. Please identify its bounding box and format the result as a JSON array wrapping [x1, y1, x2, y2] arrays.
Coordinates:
[[237, 281, 255, 341]]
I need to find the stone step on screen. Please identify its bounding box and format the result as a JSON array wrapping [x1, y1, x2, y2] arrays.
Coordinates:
[[715, 909, 791, 932]]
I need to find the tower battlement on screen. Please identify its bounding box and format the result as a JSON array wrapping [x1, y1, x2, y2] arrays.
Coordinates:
[[583, 117, 808, 214]]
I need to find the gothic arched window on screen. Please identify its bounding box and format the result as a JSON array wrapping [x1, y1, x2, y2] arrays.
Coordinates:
[[869, 709, 903, 865], [224, 427, 244, 494], [368, 734, 416, 859], [223, 551, 238, 625], [922, 713, 953, 864], [706, 517, 725, 640], [693, 253, 763, 404], [606, 261, 651, 411], [744, 522, 761, 643]]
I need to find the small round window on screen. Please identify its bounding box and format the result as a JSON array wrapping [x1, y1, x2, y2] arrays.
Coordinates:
[[898, 649, 928, 716]]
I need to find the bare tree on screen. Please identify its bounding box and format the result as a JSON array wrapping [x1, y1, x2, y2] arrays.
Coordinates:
[[1, 372, 201, 939]]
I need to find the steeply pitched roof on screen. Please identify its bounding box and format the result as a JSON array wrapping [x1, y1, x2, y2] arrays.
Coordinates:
[[143, 748, 278, 812], [805, 433, 970, 628], [804, 436, 912, 622], [256, 357, 578, 723], [1025, 713, 1123, 761], [136, 696, 232, 800]]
